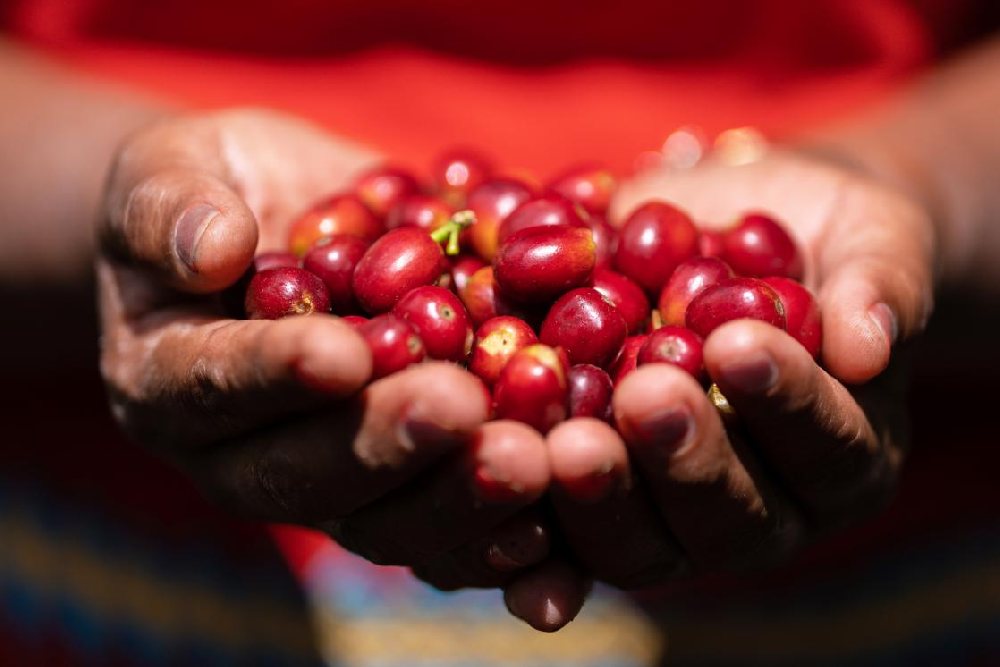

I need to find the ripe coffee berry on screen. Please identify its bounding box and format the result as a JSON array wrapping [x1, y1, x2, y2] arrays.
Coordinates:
[[567, 364, 614, 422], [245, 268, 331, 320], [637, 326, 705, 382], [658, 257, 733, 328], [393, 286, 473, 362], [763, 277, 822, 358], [448, 255, 488, 295], [497, 193, 589, 244], [466, 177, 535, 261], [287, 194, 382, 256], [614, 201, 699, 295], [494, 226, 596, 303], [358, 314, 425, 379], [354, 165, 421, 218], [493, 344, 569, 434], [722, 212, 804, 280], [609, 335, 649, 386], [547, 164, 616, 215], [469, 316, 539, 386], [353, 227, 447, 314], [432, 149, 493, 207], [223, 252, 300, 317], [302, 235, 368, 316], [592, 269, 650, 335], [686, 277, 787, 338], [386, 194, 453, 232], [587, 213, 618, 272], [540, 288, 627, 368]]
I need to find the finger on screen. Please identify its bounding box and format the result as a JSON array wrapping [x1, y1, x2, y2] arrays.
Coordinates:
[[104, 311, 373, 449], [337, 421, 550, 556], [409, 510, 552, 590], [704, 319, 900, 522], [504, 559, 592, 633], [101, 120, 258, 293], [816, 191, 934, 383], [547, 418, 688, 588], [187, 363, 490, 524], [614, 365, 803, 571]]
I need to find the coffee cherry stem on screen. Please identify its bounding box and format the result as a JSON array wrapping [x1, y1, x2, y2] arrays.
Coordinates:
[[430, 210, 477, 255]]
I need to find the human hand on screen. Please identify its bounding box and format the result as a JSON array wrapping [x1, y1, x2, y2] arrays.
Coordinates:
[[535, 150, 934, 595], [97, 110, 579, 620]]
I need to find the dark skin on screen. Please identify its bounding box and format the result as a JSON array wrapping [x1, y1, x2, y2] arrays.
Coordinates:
[[3, 33, 1000, 631]]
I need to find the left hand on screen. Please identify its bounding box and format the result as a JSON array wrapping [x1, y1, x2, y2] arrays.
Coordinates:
[[512, 150, 934, 610]]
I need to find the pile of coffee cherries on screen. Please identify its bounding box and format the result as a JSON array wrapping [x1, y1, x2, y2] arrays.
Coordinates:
[[230, 150, 821, 433]]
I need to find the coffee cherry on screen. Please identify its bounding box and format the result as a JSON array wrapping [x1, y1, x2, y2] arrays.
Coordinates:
[[637, 326, 705, 381], [354, 165, 421, 218], [287, 194, 382, 256], [357, 314, 425, 379], [469, 316, 539, 386], [722, 212, 804, 280], [448, 255, 488, 295], [540, 288, 627, 368], [547, 164, 616, 215], [587, 213, 618, 272], [302, 236, 369, 316], [614, 202, 699, 295], [698, 229, 726, 258], [431, 149, 493, 207], [393, 286, 473, 362], [466, 177, 535, 261], [494, 226, 596, 303], [222, 252, 301, 317], [658, 257, 734, 328], [567, 364, 614, 422], [341, 315, 368, 327], [497, 193, 589, 244], [353, 228, 447, 314], [686, 277, 787, 338], [592, 269, 650, 335], [386, 194, 453, 232], [245, 268, 331, 320], [460, 266, 500, 326], [608, 335, 649, 386], [763, 277, 822, 359], [493, 344, 569, 434]]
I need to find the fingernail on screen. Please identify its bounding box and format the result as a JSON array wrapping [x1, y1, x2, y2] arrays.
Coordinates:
[[175, 203, 220, 272], [633, 409, 693, 453], [869, 302, 898, 348], [559, 462, 619, 503], [719, 351, 777, 393], [473, 461, 526, 503]]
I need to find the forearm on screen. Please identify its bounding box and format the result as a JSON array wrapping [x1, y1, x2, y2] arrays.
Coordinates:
[[0, 39, 168, 285], [808, 36, 1000, 292]]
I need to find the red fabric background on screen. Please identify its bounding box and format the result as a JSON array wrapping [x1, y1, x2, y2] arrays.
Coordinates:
[[3, 0, 985, 174]]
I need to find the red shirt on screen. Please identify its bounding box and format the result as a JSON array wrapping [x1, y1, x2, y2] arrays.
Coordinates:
[[1, 0, 991, 174]]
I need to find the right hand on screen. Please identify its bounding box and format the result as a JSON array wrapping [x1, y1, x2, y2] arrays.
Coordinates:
[[97, 110, 589, 628]]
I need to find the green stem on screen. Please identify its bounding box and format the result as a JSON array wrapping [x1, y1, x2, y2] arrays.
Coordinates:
[[429, 210, 477, 256]]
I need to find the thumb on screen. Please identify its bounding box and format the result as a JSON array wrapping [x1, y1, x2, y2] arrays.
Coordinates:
[[100, 120, 258, 293], [816, 191, 934, 383]]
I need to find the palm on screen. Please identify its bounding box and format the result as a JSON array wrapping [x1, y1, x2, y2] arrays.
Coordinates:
[[613, 151, 934, 382]]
